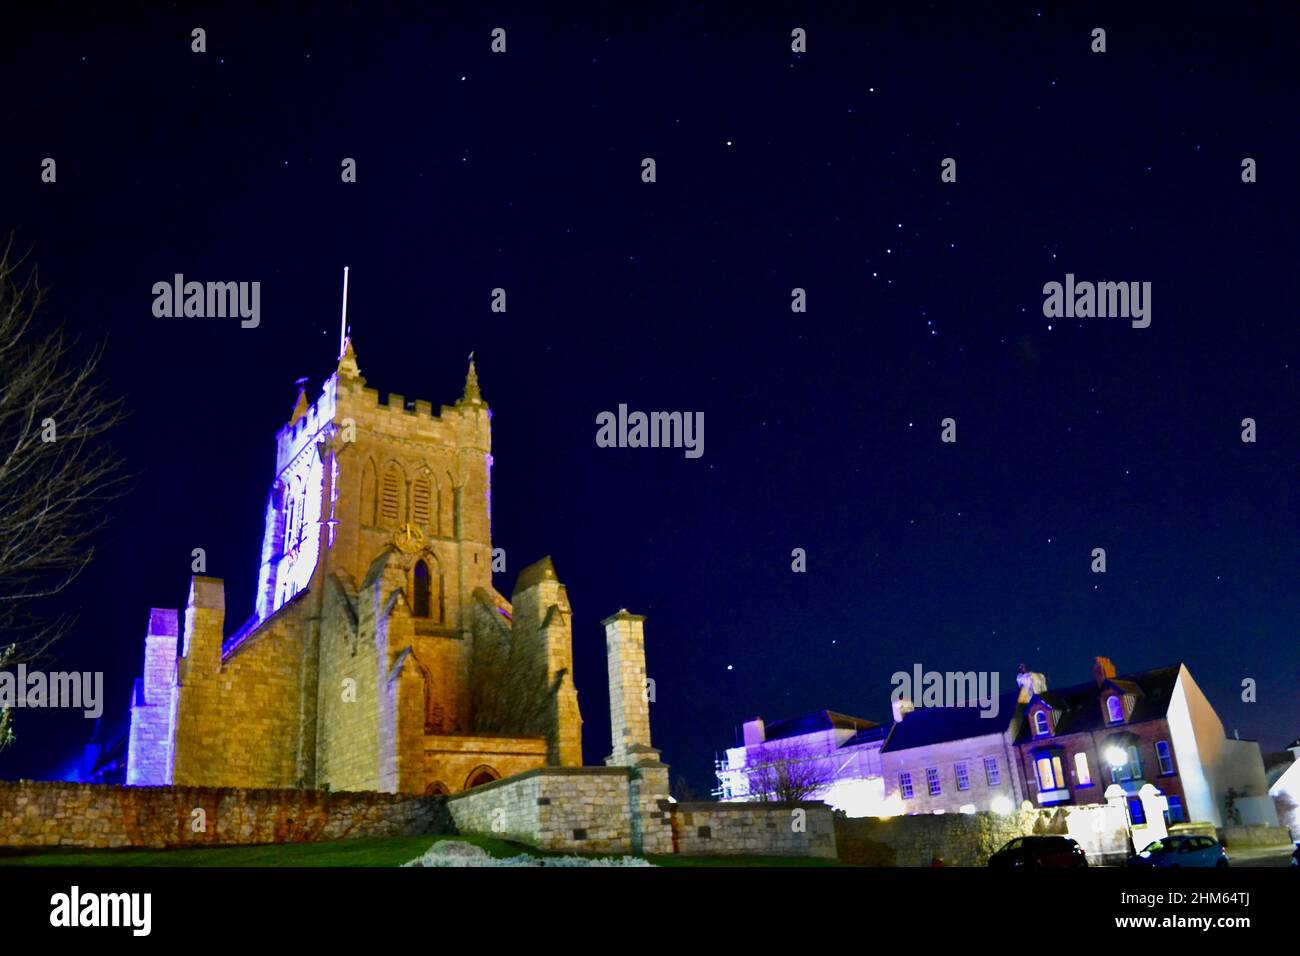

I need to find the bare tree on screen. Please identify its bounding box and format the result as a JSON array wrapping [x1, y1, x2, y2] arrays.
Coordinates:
[[745, 738, 838, 804], [0, 237, 129, 749]]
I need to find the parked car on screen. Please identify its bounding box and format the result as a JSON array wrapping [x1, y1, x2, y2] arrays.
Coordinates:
[[1126, 835, 1229, 868], [988, 835, 1088, 868]]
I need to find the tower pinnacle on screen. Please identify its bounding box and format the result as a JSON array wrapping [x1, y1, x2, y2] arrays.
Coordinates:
[[337, 334, 361, 381], [288, 378, 309, 425], [459, 352, 483, 405]]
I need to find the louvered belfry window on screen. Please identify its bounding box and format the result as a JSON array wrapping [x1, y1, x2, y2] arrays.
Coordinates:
[[412, 476, 431, 527], [381, 465, 401, 522]]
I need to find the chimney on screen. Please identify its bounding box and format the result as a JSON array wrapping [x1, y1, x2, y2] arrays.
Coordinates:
[[1093, 656, 1117, 686], [1015, 664, 1047, 703], [891, 697, 915, 723], [742, 717, 765, 747]]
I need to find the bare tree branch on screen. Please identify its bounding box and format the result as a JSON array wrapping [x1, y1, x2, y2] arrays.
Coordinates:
[[745, 738, 839, 804], [0, 236, 131, 750]]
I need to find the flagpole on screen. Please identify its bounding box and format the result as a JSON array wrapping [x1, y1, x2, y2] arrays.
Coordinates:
[[339, 266, 350, 358]]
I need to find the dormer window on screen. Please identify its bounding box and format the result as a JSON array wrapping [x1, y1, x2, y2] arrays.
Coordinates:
[[1032, 710, 1051, 737], [1106, 695, 1124, 724]]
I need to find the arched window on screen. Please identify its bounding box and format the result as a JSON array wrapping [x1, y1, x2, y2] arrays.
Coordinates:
[[1033, 710, 1051, 737], [464, 766, 500, 790], [359, 459, 378, 526], [381, 463, 403, 524], [425, 781, 449, 796], [1106, 695, 1124, 723], [413, 560, 431, 618]]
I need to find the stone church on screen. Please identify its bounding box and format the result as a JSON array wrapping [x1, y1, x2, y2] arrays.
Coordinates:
[[126, 338, 586, 794]]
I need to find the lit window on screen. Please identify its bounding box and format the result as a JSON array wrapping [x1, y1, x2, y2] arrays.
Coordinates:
[[984, 756, 1001, 786], [1165, 795, 1185, 824], [900, 772, 914, 799], [1075, 752, 1092, 786], [1036, 756, 1055, 791], [1127, 796, 1146, 826], [926, 767, 941, 796], [955, 762, 970, 791], [1033, 710, 1051, 737], [1106, 696, 1124, 723], [1156, 740, 1174, 775]]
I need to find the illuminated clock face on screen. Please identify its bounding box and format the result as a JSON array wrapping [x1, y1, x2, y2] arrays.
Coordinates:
[[393, 522, 425, 554]]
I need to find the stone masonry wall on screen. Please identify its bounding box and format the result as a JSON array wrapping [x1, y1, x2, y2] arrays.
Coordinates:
[[0, 780, 446, 849], [673, 801, 838, 858], [835, 804, 1131, 866], [447, 767, 636, 854], [171, 578, 308, 789], [447, 768, 836, 858]]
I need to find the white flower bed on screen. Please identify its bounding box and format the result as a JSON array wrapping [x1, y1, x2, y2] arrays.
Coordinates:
[[403, 839, 655, 868]]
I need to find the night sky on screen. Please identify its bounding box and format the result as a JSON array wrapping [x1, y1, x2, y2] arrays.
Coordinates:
[[1, 3, 1296, 791]]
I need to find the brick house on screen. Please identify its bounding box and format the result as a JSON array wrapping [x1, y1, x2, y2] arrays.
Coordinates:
[[1013, 658, 1278, 829]]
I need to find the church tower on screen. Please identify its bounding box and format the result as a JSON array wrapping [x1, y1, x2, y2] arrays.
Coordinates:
[[128, 331, 582, 795]]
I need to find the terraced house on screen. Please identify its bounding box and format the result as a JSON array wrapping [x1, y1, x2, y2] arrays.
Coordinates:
[[720, 657, 1278, 833], [1011, 658, 1277, 829]]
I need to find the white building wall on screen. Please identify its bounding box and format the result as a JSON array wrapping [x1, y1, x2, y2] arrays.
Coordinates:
[[1166, 666, 1277, 827]]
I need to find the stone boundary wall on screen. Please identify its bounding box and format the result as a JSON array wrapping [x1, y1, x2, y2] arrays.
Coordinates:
[[836, 806, 1130, 867], [1216, 824, 1293, 847], [446, 768, 837, 858], [672, 801, 837, 858], [446, 767, 638, 854], [0, 780, 446, 849]]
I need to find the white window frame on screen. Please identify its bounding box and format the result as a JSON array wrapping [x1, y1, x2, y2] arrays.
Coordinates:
[[926, 767, 941, 796]]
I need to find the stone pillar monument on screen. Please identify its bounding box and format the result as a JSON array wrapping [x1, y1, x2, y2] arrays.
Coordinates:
[[602, 609, 673, 853]]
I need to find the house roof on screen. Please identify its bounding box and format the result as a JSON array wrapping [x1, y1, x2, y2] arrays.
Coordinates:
[[761, 710, 879, 743], [880, 690, 1023, 753], [841, 724, 891, 748], [1015, 665, 1182, 742]]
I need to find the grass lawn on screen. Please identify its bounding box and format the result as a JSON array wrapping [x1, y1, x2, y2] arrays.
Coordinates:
[[0, 834, 841, 867]]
